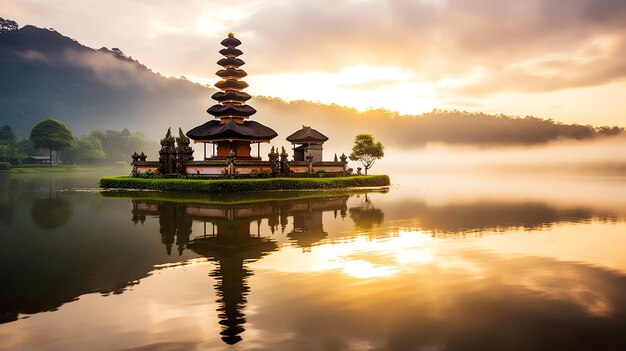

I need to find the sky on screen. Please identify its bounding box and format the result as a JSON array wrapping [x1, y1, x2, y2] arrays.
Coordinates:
[[3, 0, 626, 126]]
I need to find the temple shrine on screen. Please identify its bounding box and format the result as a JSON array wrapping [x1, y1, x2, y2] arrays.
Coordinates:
[[132, 33, 348, 177]]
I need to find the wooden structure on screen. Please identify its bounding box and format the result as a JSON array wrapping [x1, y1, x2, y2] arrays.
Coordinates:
[[286, 126, 328, 162]]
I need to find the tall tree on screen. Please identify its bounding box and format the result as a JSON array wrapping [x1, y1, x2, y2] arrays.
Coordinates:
[[349, 134, 384, 175], [29, 119, 74, 165]]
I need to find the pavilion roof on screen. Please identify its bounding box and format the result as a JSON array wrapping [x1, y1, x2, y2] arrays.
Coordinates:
[[286, 126, 329, 143], [186, 119, 277, 141]]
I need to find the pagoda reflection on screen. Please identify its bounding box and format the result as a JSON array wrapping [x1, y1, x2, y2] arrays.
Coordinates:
[[130, 194, 349, 344]]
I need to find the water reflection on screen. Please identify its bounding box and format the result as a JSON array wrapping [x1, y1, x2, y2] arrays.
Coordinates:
[[349, 193, 385, 231], [250, 248, 626, 351], [129, 194, 351, 344], [2, 172, 626, 350], [382, 200, 618, 234], [31, 196, 74, 230]]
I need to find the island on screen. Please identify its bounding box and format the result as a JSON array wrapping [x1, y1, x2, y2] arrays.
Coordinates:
[[100, 33, 389, 192]]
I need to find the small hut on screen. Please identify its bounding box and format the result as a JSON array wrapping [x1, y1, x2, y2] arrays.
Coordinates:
[[286, 126, 328, 162]]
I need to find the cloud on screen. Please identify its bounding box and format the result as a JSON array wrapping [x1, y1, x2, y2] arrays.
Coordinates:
[[4, 0, 626, 123], [233, 0, 626, 96]]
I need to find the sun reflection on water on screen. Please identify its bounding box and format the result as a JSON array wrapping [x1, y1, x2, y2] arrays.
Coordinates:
[[256, 230, 443, 279]]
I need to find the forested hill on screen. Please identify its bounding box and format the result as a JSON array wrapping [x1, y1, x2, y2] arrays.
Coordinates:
[[0, 17, 623, 149], [0, 18, 209, 138]]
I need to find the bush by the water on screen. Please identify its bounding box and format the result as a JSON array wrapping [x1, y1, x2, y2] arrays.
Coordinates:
[[100, 175, 390, 192], [0, 162, 11, 170]]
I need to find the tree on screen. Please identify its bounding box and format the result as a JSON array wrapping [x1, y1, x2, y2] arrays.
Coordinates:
[[29, 119, 75, 165], [349, 134, 384, 175], [279, 146, 290, 174], [0, 125, 19, 163], [0, 18, 18, 33], [63, 137, 106, 164], [89, 128, 155, 163], [0, 125, 17, 145]]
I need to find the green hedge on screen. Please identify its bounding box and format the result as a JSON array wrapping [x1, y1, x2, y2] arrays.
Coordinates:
[[0, 162, 11, 171], [99, 175, 390, 193]]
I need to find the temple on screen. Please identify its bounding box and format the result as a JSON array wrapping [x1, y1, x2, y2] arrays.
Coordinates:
[[131, 34, 350, 177]]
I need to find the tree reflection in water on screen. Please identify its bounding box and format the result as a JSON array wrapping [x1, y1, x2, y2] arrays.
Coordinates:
[[30, 196, 74, 230], [349, 193, 384, 231]]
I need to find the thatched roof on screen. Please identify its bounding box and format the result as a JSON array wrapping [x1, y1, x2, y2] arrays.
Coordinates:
[[217, 57, 245, 67], [187, 119, 277, 141], [211, 91, 251, 103], [216, 68, 248, 79], [286, 126, 329, 143], [207, 104, 256, 118], [219, 47, 243, 57], [220, 35, 242, 48], [215, 79, 249, 90]]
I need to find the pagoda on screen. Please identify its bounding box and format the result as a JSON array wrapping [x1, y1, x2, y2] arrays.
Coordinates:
[[187, 33, 277, 159]]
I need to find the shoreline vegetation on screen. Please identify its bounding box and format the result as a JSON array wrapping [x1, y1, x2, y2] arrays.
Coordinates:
[[0, 164, 127, 173], [99, 175, 390, 193]]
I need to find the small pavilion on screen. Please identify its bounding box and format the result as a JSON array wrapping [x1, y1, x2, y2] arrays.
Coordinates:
[[286, 126, 328, 162], [186, 33, 277, 159]]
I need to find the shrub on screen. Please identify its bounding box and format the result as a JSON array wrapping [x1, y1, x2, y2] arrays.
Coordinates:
[[314, 169, 326, 178], [99, 175, 391, 193], [0, 162, 11, 170]]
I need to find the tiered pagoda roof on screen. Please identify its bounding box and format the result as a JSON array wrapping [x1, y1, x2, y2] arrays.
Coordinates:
[[187, 33, 277, 142]]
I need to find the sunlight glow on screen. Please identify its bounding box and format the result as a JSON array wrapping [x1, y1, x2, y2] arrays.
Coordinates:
[[249, 65, 437, 114], [342, 260, 397, 278], [191, 65, 438, 115], [254, 230, 439, 279]]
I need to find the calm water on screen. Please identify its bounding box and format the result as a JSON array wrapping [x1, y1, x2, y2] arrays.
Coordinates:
[[1, 170, 626, 350]]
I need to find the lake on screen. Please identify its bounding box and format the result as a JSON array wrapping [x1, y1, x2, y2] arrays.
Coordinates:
[[1, 169, 626, 351]]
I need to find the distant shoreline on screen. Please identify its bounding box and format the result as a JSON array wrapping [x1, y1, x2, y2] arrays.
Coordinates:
[[0, 165, 127, 173]]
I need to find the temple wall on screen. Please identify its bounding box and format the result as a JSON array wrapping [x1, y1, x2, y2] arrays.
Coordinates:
[[134, 159, 346, 176], [185, 165, 274, 176], [232, 166, 273, 175], [312, 165, 344, 173], [290, 166, 310, 173], [134, 166, 159, 174], [309, 148, 323, 163], [185, 166, 225, 175]]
